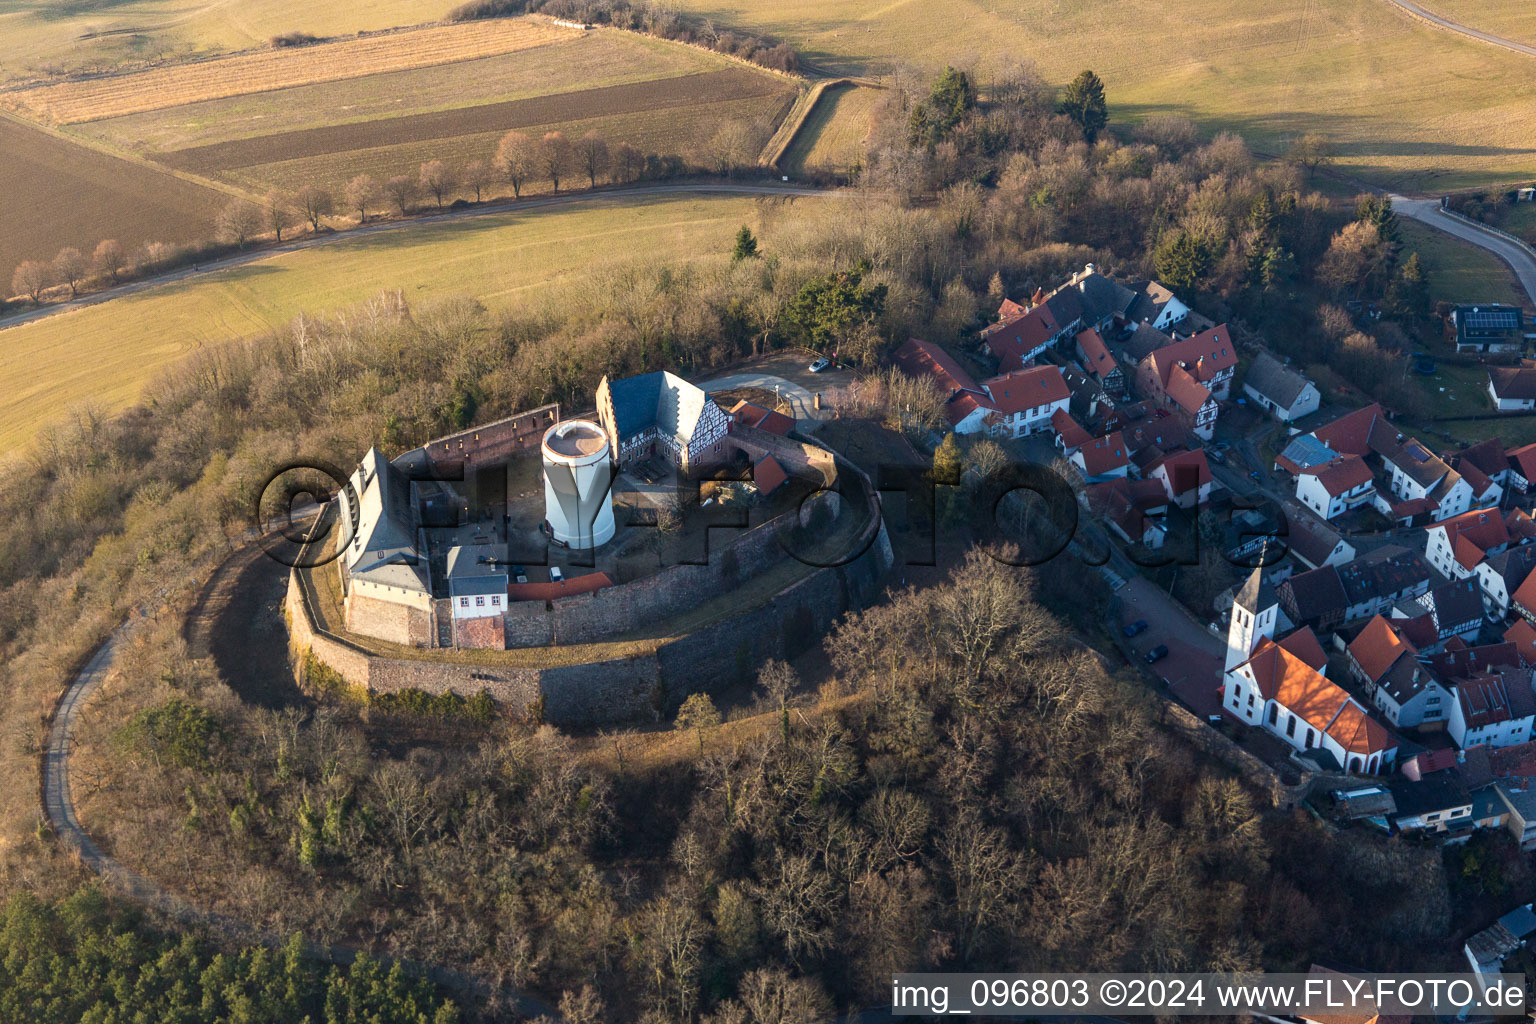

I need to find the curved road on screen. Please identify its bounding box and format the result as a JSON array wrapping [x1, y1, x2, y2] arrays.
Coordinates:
[[1383, 0, 1536, 58], [0, 182, 842, 333], [1393, 195, 1536, 306], [43, 607, 554, 1018]]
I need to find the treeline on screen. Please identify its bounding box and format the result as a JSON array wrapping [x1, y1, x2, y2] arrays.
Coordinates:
[[0, 886, 459, 1023], [7, 122, 761, 310], [856, 64, 1442, 416], [448, 0, 799, 73]]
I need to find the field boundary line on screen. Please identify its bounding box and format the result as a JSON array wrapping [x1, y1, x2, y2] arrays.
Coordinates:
[[1378, 0, 1536, 58], [759, 77, 882, 169], [0, 108, 261, 206]]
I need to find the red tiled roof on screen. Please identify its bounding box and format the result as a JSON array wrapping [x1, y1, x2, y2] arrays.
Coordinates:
[[1490, 367, 1536, 401], [1504, 619, 1536, 665], [1312, 403, 1390, 458], [1148, 325, 1237, 386], [1432, 508, 1510, 570], [980, 305, 1059, 372], [1508, 508, 1536, 543], [1051, 408, 1092, 450], [982, 365, 1069, 415], [1150, 448, 1212, 495], [893, 337, 982, 396], [1076, 431, 1130, 475], [1279, 626, 1329, 672], [1510, 442, 1536, 481], [509, 571, 615, 602], [1514, 571, 1536, 619], [1162, 363, 1213, 416], [1349, 615, 1416, 684], [1326, 700, 1393, 757], [753, 454, 789, 495], [1075, 327, 1117, 378], [726, 399, 795, 436], [1458, 673, 1536, 728], [1242, 638, 1391, 754], [997, 298, 1027, 319], [1305, 455, 1373, 497]]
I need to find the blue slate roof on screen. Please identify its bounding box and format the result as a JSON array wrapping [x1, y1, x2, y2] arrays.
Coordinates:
[[605, 372, 665, 439]]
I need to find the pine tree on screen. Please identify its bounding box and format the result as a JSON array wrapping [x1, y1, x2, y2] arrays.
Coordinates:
[[1059, 70, 1108, 142], [1153, 230, 1212, 291], [731, 225, 759, 262]]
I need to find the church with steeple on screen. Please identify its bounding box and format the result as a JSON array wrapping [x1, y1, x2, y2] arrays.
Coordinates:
[[1222, 561, 1398, 775]]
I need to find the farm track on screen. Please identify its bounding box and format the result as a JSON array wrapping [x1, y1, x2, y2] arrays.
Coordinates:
[[156, 69, 794, 172]]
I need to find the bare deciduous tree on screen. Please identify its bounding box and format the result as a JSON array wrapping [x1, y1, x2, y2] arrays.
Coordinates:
[[344, 174, 378, 223], [495, 130, 536, 198], [461, 159, 492, 202], [539, 131, 574, 193], [613, 141, 643, 183], [384, 174, 417, 215], [53, 247, 88, 298], [576, 132, 611, 188], [262, 191, 295, 242], [293, 185, 334, 232], [419, 159, 454, 208], [92, 239, 125, 284], [11, 260, 52, 302], [216, 199, 263, 249]]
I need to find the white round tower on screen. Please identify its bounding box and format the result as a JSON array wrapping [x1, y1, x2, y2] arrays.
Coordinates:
[[542, 420, 616, 549]]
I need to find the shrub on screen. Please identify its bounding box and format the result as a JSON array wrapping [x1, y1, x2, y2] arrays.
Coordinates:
[[269, 32, 321, 47]]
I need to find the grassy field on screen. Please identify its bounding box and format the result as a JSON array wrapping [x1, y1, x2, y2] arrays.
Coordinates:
[[780, 81, 883, 174], [0, 191, 814, 454], [7, 19, 581, 123], [665, 0, 1536, 192], [0, 0, 462, 84], [0, 113, 228, 294], [36, 24, 797, 198], [1427, 0, 1536, 44], [1399, 218, 1529, 308]]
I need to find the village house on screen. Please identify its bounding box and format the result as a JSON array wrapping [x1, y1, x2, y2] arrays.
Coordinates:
[[1425, 508, 1511, 581], [1483, 544, 1536, 618], [1393, 578, 1486, 644], [1083, 478, 1169, 550], [1243, 351, 1321, 422], [725, 399, 795, 436], [1376, 436, 1473, 525], [1146, 448, 1213, 509], [1349, 615, 1449, 728], [1051, 409, 1093, 457], [1071, 431, 1131, 482], [980, 365, 1071, 438], [1489, 367, 1536, 412], [1510, 443, 1536, 493], [1074, 327, 1123, 396], [893, 337, 994, 434], [1125, 279, 1190, 332], [1453, 305, 1526, 354], [1224, 566, 1397, 773], [1282, 504, 1357, 570], [1037, 263, 1138, 336], [978, 302, 1062, 372], [1133, 325, 1237, 441], [1448, 672, 1536, 750], [1295, 455, 1375, 521]]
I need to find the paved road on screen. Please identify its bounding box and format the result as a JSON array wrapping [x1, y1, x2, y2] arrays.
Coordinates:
[[0, 182, 842, 333], [1114, 576, 1227, 718], [1383, 0, 1536, 59], [1394, 196, 1536, 307]]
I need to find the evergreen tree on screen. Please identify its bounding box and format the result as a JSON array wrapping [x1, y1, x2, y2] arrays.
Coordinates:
[[1059, 70, 1108, 142], [782, 261, 888, 356], [908, 66, 976, 147], [1153, 230, 1212, 291], [1356, 194, 1400, 245], [732, 225, 759, 262], [1386, 251, 1431, 319]]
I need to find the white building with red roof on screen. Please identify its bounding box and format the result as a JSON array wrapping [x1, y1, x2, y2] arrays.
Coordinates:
[[1070, 431, 1131, 482], [892, 337, 994, 434], [1448, 672, 1536, 750], [1425, 508, 1511, 581], [1132, 325, 1236, 441], [1224, 564, 1397, 774], [979, 366, 1070, 439], [978, 302, 1064, 372], [1146, 448, 1213, 509], [1073, 327, 1123, 394], [1295, 455, 1375, 521]]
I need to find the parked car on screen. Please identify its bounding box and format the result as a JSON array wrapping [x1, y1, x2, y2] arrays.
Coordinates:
[[1207, 449, 1226, 464], [1248, 470, 1262, 481], [512, 565, 528, 584], [549, 566, 565, 583], [1123, 620, 1148, 637], [1212, 441, 1231, 452], [808, 357, 832, 373], [1144, 644, 1169, 664]]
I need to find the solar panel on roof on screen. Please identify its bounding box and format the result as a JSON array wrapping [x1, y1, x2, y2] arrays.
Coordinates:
[[1281, 435, 1338, 469]]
